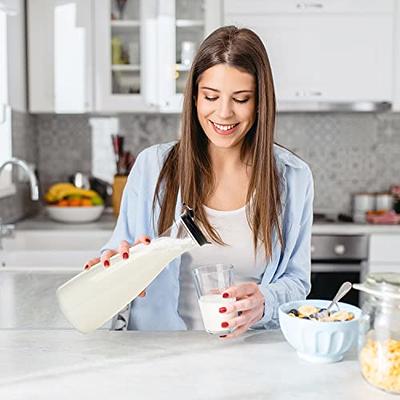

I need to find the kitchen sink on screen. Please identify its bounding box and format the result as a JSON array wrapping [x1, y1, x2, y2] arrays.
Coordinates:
[[0, 229, 110, 267], [2, 229, 110, 251], [0, 229, 112, 329]]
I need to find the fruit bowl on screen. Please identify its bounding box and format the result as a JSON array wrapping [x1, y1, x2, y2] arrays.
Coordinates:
[[46, 205, 104, 223]]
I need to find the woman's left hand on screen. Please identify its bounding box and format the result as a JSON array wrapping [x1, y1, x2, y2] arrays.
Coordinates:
[[219, 282, 265, 339]]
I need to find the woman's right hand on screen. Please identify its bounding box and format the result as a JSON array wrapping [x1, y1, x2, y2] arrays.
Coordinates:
[[83, 235, 151, 297]]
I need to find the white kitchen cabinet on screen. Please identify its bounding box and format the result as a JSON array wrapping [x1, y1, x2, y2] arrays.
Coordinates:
[[393, 1, 400, 111], [94, 0, 221, 113], [157, 0, 221, 112], [94, 0, 158, 112], [27, 0, 93, 113], [224, 0, 395, 110], [368, 233, 400, 274], [28, 0, 221, 113], [224, 0, 394, 15]]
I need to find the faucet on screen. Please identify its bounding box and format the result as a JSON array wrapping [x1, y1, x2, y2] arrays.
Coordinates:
[[0, 157, 39, 201], [0, 158, 39, 249]]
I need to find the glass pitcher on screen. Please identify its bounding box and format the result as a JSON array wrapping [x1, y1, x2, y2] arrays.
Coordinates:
[[57, 205, 209, 333]]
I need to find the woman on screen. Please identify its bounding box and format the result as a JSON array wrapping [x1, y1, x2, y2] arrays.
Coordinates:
[[85, 26, 313, 338]]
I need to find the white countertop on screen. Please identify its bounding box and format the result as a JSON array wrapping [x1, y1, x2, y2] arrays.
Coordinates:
[[0, 330, 396, 400], [13, 211, 400, 235], [14, 211, 117, 231], [312, 222, 400, 235]]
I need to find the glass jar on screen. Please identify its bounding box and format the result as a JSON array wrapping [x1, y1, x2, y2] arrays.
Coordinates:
[[354, 273, 400, 394]]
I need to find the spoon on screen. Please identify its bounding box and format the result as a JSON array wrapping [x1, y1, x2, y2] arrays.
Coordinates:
[[311, 281, 353, 320]]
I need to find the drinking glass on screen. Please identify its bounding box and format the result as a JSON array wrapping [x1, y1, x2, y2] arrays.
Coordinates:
[[192, 264, 237, 335]]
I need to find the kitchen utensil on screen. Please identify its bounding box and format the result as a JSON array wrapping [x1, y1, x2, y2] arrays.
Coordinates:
[[115, 0, 127, 20], [310, 281, 353, 319], [57, 205, 210, 333], [111, 134, 124, 175], [375, 192, 393, 211], [181, 41, 196, 66], [352, 193, 375, 223], [70, 172, 90, 189]]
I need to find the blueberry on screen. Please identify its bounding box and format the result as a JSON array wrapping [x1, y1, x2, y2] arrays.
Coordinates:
[[288, 309, 299, 316]]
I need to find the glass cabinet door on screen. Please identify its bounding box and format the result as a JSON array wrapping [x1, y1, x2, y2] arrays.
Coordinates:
[[110, 0, 141, 95], [158, 0, 221, 112], [27, 0, 93, 113], [94, 0, 158, 112]]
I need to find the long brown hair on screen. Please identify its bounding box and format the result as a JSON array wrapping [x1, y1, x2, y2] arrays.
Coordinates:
[[153, 26, 282, 258]]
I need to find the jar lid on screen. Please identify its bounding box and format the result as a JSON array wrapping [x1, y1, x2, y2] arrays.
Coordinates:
[[353, 272, 400, 300]]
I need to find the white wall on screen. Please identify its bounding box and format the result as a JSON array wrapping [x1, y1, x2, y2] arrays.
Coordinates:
[[7, 0, 26, 112]]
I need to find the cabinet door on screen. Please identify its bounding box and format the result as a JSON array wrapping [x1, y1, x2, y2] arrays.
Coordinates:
[[393, 3, 400, 111], [224, 0, 394, 15], [94, 0, 158, 112], [27, 0, 93, 113], [369, 234, 400, 263], [224, 13, 393, 106], [158, 0, 222, 113]]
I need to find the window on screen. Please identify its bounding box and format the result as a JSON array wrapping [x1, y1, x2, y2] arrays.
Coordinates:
[[0, 8, 15, 197]]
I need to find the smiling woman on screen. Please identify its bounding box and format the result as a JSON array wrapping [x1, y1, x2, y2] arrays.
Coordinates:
[[196, 64, 256, 149], [87, 26, 314, 338]]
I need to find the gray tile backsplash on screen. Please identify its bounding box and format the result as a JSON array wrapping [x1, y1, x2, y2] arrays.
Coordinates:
[[36, 115, 92, 188], [2, 111, 400, 221], [275, 113, 400, 213]]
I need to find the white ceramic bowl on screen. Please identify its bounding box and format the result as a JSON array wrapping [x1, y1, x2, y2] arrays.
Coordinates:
[[279, 299, 361, 363], [46, 205, 104, 223]]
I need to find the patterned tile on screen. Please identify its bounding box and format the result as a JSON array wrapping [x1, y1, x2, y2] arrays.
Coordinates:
[[2, 110, 400, 222]]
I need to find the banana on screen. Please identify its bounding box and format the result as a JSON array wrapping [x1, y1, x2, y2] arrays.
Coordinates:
[[45, 183, 100, 203]]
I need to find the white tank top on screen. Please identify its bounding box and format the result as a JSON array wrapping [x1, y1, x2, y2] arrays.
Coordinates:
[[178, 205, 267, 330]]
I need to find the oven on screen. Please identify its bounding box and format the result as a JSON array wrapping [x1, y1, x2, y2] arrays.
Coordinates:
[[307, 234, 369, 307]]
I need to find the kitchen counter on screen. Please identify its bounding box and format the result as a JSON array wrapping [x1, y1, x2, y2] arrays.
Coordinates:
[[14, 210, 117, 231], [312, 222, 400, 235], [0, 330, 395, 400], [13, 211, 400, 235]]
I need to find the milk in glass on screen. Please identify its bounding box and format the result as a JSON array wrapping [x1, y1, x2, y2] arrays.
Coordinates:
[[198, 294, 237, 334]]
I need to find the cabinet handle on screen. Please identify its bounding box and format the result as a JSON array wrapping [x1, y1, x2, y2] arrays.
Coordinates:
[[294, 90, 323, 97], [296, 3, 324, 9]]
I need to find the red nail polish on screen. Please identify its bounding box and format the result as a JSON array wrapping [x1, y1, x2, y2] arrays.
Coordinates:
[[122, 252, 129, 259], [219, 335, 227, 338], [222, 293, 229, 298], [219, 307, 227, 313], [221, 322, 229, 328], [104, 260, 110, 267], [84, 264, 89, 270], [145, 238, 151, 244]]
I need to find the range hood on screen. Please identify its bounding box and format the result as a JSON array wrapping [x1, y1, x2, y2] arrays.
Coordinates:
[[277, 101, 392, 113]]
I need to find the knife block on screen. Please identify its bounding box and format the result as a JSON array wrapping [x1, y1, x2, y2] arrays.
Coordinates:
[[112, 175, 128, 216]]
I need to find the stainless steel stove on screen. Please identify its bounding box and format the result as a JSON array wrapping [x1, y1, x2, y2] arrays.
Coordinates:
[[309, 213, 368, 306]]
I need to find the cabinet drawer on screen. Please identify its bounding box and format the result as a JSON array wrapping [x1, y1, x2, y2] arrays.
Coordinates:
[[224, 0, 394, 15], [369, 234, 400, 263]]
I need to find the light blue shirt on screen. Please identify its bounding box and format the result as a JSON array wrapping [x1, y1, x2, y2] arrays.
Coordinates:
[[101, 142, 314, 330]]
